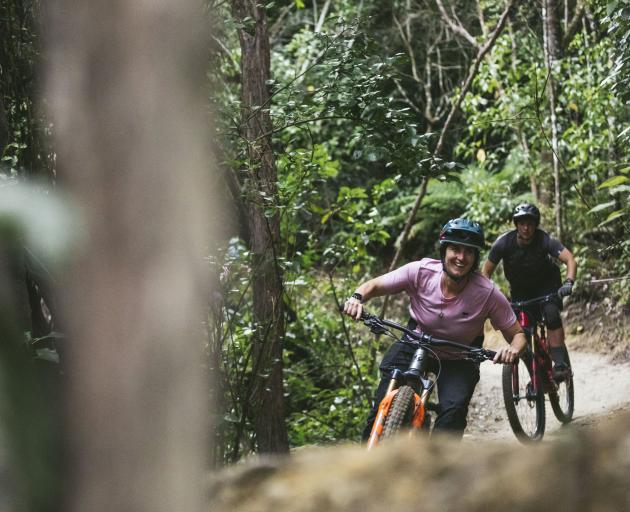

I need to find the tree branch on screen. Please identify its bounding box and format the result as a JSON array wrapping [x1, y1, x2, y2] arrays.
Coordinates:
[[435, 0, 517, 154], [393, 13, 421, 82], [477, 0, 488, 37], [562, 1, 585, 51], [435, 0, 481, 50], [381, 0, 519, 318], [314, 0, 332, 33], [394, 78, 423, 116]]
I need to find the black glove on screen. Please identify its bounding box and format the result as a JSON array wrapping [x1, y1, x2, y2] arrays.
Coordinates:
[[558, 280, 574, 297]]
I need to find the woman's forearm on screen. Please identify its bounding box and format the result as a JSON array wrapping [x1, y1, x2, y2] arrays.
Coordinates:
[[353, 277, 387, 302]]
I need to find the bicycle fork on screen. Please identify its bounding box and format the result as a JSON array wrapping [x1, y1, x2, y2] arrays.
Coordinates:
[[536, 333, 558, 393], [515, 332, 557, 400], [367, 347, 433, 449], [513, 313, 557, 400]]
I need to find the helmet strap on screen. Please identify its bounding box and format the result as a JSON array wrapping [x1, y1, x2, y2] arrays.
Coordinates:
[[442, 263, 467, 283]]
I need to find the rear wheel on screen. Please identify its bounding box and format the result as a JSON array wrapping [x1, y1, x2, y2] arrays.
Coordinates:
[[549, 365, 574, 423], [502, 356, 545, 443], [382, 385, 415, 439]]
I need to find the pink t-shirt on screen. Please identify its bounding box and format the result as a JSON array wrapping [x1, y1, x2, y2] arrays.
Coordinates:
[[379, 258, 516, 347]]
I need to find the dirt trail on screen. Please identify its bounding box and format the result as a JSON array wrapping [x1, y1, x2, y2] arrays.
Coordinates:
[[465, 349, 630, 442]]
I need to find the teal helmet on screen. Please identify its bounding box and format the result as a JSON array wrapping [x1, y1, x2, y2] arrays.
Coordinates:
[[438, 218, 485, 251], [439, 218, 485, 281]]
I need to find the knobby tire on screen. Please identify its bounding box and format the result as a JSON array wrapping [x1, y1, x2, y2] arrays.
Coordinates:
[[549, 368, 574, 423], [382, 385, 415, 439], [502, 357, 545, 443]]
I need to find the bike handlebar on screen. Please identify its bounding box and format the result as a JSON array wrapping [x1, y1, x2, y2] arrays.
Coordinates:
[[510, 292, 558, 309], [359, 310, 496, 362]]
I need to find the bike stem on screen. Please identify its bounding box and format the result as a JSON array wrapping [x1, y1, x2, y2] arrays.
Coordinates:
[[403, 347, 431, 395], [405, 346, 429, 378]]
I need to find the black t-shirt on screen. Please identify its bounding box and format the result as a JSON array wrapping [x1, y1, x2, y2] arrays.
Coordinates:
[[488, 229, 564, 299]]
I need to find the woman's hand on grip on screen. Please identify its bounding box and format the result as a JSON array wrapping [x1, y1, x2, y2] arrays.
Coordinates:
[[343, 296, 364, 321]]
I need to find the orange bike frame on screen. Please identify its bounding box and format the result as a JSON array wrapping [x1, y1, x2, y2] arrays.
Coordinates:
[[366, 387, 426, 450]]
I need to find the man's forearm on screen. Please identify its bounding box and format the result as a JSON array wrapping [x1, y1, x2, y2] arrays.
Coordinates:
[[482, 260, 496, 279], [566, 258, 577, 282], [559, 248, 577, 282]]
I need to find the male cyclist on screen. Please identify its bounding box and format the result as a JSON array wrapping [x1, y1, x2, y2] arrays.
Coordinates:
[[482, 203, 577, 379], [344, 218, 527, 440]]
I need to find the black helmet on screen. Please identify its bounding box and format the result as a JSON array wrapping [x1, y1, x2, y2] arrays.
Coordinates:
[[512, 203, 540, 226], [438, 218, 485, 251]]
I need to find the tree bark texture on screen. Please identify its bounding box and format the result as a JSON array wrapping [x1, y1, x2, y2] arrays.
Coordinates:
[[231, 0, 289, 454], [44, 1, 214, 511]]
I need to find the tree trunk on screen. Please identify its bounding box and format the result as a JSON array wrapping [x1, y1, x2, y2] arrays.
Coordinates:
[[44, 1, 214, 511], [543, 0, 563, 237], [518, 129, 539, 202], [231, 0, 289, 454], [0, 95, 8, 155]]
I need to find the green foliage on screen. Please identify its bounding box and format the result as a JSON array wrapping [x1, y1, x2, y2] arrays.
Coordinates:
[[283, 276, 377, 445], [210, 6, 444, 458], [209, 238, 379, 457], [270, 25, 432, 185], [210, 0, 630, 462], [0, 183, 80, 268], [0, 0, 54, 180], [603, 0, 630, 105], [459, 149, 531, 240], [455, 1, 630, 305]]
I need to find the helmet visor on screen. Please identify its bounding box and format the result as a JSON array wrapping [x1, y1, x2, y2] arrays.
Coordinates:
[[439, 229, 483, 251]]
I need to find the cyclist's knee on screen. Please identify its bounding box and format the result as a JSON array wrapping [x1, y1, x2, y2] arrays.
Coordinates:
[[543, 302, 562, 330]]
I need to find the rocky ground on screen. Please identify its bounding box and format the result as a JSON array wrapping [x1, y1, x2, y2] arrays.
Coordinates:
[[465, 350, 630, 442]]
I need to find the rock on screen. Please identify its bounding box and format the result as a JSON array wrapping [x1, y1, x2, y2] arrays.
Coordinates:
[[209, 413, 630, 512]]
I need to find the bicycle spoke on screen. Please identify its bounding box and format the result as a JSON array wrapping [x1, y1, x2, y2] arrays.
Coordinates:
[[502, 357, 545, 442]]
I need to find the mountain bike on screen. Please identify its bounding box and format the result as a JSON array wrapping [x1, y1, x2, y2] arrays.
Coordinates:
[[502, 293, 574, 443], [358, 311, 496, 449]]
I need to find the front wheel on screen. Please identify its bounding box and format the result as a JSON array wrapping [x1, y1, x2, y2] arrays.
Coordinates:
[[549, 366, 574, 423], [502, 357, 546, 443], [382, 385, 415, 439]]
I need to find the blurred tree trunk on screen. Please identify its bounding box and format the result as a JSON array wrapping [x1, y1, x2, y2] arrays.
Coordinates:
[[44, 1, 214, 511], [231, 0, 289, 454]]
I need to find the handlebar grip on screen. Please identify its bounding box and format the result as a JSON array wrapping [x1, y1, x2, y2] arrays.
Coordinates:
[[339, 303, 372, 321]]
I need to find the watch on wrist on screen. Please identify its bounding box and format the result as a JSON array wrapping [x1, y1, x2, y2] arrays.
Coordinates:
[[565, 278, 575, 285], [351, 292, 364, 303]]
